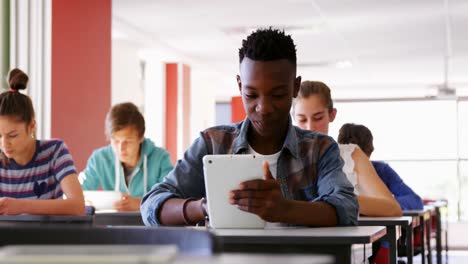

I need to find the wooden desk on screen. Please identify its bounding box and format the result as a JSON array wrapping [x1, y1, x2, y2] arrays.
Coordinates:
[[210, 226, 386, 264], [93, 211, 144, 226], [358, 216, 412, 264], [404, 208, 432, 264]]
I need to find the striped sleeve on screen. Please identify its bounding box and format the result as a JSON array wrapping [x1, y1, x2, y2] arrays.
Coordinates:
[[53, 141, 78, 182]]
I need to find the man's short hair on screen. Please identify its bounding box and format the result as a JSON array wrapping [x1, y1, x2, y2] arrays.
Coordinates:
[[239, 28, 297, 66]]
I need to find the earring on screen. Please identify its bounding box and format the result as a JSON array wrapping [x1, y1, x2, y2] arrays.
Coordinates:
[[31, 133, 34, 139]]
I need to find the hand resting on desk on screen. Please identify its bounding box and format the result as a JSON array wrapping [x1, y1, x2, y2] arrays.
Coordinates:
[[113, 193, 141, 212], [0, 197, 21, 215]]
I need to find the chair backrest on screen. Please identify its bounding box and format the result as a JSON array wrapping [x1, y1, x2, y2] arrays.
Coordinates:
[[0, 225, 218, 256]]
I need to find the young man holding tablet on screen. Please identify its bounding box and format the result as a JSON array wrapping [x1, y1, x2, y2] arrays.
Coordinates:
[[141, 28, 358, 227]]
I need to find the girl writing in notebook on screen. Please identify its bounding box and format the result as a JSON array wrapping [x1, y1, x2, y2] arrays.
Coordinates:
[[0, 68, 85, 215]]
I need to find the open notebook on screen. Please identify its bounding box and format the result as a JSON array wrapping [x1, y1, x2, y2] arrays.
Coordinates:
[[83, 190, 121, 211]]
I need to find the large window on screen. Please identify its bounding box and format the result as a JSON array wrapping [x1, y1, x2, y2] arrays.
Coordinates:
[[330, 98, 467, 220]]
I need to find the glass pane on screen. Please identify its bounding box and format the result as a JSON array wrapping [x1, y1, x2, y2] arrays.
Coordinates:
[[459, 100, 468, 158], [330, 100, 457, 160], [387, 161, 459, 220], [459, 161, 468, 221]]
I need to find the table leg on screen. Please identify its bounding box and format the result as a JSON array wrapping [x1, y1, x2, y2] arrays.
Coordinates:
[[435, 207, 442, 264], [336, 246, 352, 264], [421, 216, 426, 264], [387, 226, 397, 264], [426, 217, 433, 264], [406, 223, 414, 264]]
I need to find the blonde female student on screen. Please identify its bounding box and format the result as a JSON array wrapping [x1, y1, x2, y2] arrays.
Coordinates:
[[292, 80, 402, 216], [0, 68, 85, 215]]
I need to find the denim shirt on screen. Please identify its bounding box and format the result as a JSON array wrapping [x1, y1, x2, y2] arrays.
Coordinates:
[[141, 118, 358, 226]]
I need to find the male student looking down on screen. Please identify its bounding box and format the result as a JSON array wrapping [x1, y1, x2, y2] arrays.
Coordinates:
[[141, 28, 358, 227]]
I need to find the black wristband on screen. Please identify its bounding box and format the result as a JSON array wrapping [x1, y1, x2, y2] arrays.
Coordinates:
[[181, 198, 197, 225]]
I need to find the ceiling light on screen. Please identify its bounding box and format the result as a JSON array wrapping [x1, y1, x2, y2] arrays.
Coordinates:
[[335, 60, 353, 69]]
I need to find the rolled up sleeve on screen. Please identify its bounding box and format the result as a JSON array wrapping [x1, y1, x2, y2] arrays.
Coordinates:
[[141, 135, 208, 226], [313, 142, 359, 226]]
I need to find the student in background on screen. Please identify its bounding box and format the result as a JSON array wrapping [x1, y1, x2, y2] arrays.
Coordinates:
[[141, 28, 358, 227], [339, 123, 424, 264], [80, 102, 173, 211], [292, 80, 402, 216], [338, 123, 424, 210], [0, 68, 85, 215]]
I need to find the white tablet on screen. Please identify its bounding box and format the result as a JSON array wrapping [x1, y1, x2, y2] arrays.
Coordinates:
[[203, 154, 266, 229]]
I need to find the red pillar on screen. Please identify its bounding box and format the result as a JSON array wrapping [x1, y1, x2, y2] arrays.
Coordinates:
[[231, 96, 246, 123], [165, 64, 178, 164], [182, 65, 191, 153], [51, 0, 111, 171], [165, 63, 191, 164]]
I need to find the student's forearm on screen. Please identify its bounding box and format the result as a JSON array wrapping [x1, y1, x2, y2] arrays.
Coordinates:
[[281, 200, 338, 226], [17, 198, 85, 215], [159, 198, 204, 225], [358, 195, 402, 217], [395, 195, 424, 210]]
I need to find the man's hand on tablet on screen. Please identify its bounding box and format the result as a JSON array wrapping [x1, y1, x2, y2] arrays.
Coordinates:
[[229, 161, 291, 222]]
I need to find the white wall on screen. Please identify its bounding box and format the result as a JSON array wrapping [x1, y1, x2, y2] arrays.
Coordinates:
[[0, 1, 7, 81], [190, 67, 218, 140], [140, 50, 166, 149], [111, 39, 144, 107], [140, 49, 219, 157], [111, 28, 220, 160]]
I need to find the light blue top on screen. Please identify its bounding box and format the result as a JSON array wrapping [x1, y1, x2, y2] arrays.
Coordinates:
[[80, 138, 173, 198]]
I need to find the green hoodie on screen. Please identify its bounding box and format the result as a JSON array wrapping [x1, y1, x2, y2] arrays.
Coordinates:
[[80, 138, 173, 198]]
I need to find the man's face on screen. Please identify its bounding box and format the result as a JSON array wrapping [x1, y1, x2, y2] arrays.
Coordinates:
[[237, 57, 301, 138], [110, 126, 143, 167]]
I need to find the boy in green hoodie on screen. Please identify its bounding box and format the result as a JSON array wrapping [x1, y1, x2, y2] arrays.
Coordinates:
[[80, 102, 173, 211]]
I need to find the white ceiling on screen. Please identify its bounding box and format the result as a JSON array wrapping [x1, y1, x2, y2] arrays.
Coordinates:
[[112, 0, 468, 99]]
